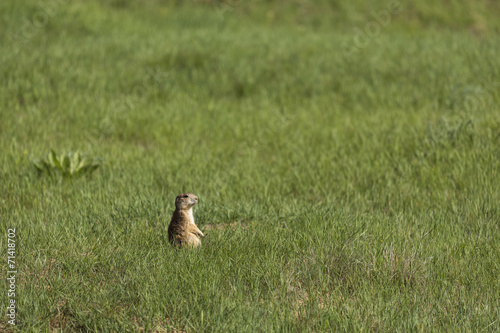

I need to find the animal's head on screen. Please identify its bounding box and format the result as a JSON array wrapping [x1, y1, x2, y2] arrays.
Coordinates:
[[175, 193, 198, 210]]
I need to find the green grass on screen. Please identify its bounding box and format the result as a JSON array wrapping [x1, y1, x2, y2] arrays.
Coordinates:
[[1, 0, 499, 331]]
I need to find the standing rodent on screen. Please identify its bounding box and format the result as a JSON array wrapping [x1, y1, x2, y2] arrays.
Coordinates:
[[168, 193, 204, 248]]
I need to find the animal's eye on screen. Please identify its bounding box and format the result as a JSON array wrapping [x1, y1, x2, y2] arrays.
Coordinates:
[[183, 195, 189, 198]]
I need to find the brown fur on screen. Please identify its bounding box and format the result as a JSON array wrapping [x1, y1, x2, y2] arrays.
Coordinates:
[[168, 193, 204, 248]]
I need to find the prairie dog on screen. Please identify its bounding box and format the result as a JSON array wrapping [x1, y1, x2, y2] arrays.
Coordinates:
[[168, 193, 204, 248]]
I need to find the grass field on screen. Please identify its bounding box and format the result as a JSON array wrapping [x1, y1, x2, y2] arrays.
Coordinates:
[[1, 0, 499, 331]]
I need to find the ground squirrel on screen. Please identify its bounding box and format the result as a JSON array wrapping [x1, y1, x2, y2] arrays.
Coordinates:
[[168, 193, 204, 248]]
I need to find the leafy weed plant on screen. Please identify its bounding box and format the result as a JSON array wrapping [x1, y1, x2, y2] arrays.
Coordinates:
[[33, 150, 101, 180]]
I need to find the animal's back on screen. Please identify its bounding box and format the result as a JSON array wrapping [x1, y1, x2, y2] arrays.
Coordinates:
[[168, 210, 201, 248]]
